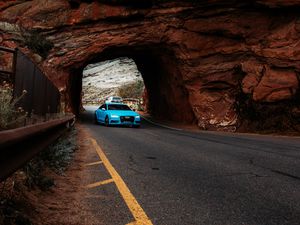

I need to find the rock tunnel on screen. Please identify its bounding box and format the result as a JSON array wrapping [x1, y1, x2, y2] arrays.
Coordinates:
[[68, 45, 196, 123], [1, 0, 300, 132]]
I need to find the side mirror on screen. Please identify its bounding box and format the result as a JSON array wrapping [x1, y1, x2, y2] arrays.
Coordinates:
[[133, 109, 136, 111]]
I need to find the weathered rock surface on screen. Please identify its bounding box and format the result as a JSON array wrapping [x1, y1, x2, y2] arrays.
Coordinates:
[[253, 67, 298, 102], [1, 0, 300, 131]]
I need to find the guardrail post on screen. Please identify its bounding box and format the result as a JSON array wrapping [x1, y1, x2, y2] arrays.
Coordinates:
[[12, 48, 17, 85]]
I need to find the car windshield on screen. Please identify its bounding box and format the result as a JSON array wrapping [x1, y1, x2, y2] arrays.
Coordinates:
[[108, 104, 131, 111]]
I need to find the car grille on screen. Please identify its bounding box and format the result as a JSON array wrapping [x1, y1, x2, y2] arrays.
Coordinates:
[[120, 116, 134, 122]]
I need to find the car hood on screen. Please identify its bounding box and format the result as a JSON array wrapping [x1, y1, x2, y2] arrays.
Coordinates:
[[108, 110, 140, 117]]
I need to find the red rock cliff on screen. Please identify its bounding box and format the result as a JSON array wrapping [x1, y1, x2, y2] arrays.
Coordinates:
[[1, 0, 300, 132]]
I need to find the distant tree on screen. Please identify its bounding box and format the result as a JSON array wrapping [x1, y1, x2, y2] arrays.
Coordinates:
[[117, 80, 144, 99]]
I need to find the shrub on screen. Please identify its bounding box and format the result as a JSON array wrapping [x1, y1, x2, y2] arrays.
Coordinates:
[[0, 82, 27, 130], [23, 30, 53, 59]]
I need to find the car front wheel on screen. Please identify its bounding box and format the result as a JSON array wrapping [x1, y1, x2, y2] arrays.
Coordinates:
[[105, 116, 110, 127], [94, 113, 98, 124]]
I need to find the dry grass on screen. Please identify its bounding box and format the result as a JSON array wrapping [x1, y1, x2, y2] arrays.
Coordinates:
[[0, 82, 27, 131]]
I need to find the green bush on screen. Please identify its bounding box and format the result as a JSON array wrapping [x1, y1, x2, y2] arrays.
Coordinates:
[[0, 82, 27, 130]]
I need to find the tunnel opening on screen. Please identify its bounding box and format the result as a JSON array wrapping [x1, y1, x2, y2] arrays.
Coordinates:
[[82, 57, 145, 108], [68, 45, 195, 124]]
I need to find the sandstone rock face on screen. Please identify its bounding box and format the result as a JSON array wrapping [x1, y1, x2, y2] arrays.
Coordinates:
[[253, 67, 298, 102], [241, 63, 299, 102], [1, 0, 300, 131]]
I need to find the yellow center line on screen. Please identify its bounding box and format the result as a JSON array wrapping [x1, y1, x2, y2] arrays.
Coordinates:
[[89, 138, 153, 225], [85, 161, 103, 166], [86, 178, 114, 189], [126, 221, 153, 225]]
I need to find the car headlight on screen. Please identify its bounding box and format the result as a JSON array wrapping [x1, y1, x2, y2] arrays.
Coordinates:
[[111, 115, 119, 118], [135, 116, 140, 119]]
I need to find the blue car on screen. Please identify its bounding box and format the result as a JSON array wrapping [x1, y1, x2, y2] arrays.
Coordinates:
[[95, 102, 141, 128]]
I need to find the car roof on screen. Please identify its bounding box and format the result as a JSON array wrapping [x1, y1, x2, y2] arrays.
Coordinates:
[[106, 102, 126, 105], [108, 96, 122, 98]]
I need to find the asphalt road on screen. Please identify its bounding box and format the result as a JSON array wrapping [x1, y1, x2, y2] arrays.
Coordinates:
[[80, 106, 300, 225]]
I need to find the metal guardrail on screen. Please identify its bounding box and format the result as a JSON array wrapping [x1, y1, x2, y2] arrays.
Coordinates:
[[0, 46, 15, 53], [1, 46, 61, 115], [0, 115, 75, 181], [14, 50, 60, 115], [0, 46, 70, 182]]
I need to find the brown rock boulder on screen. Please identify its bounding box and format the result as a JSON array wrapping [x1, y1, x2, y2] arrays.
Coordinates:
[[253, 66, 298, 102], [187, 71, 239, 130], [241, 60, 264, 94]]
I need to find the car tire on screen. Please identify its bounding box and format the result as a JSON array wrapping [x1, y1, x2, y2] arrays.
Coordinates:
[[94, 113, 98, 124], [133, 125, 140, 128], [105, 116, 110, 127]]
